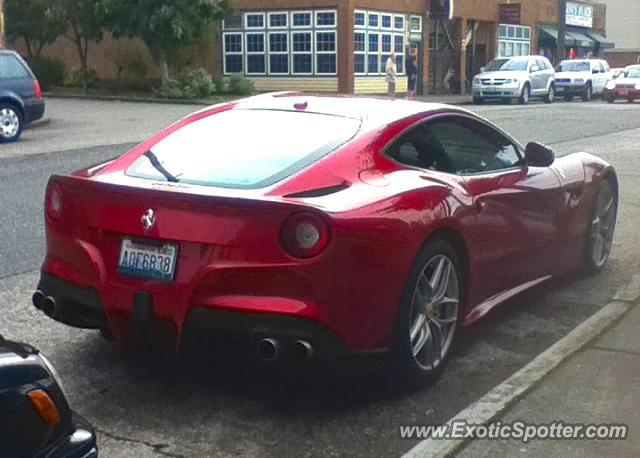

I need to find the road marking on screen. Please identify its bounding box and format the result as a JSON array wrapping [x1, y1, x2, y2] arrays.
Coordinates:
[[401, 274, 640, 458]]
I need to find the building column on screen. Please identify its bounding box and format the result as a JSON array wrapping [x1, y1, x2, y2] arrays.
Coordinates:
[[459, 18, 468, 94], [337, 1, 355, 94]]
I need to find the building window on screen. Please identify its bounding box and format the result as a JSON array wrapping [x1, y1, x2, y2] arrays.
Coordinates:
[[246, 13, 265, 29], [316, 10, 336, 27], [393, 15, 404, 31], [381, 14, 392, 29], [498, 24, 531, 57], [316, 31, 336, 74], [355, 11, 366, 27], [409, 15, 422, 32], [354, 10, 408, 76], [223, 33, 243, 73], [223, 14, 243, 30], [269, 32, 288, 74], [223, 10, 336, 76], [246, 33, 265, 74], [368, 13, 379, 28], [292, 11, 312, 28], [268, 12, 288, 28]]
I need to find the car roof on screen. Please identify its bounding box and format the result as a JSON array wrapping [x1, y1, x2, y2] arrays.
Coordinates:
[[625, 64, 640, 69], [230, 93, 460, 130]]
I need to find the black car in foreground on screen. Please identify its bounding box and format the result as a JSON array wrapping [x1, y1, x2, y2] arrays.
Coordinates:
[[0, 49, 46, 143], [0, 335, 97, 457]]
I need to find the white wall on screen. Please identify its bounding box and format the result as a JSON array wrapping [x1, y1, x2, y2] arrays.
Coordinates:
[[599, 0, 640, 50]]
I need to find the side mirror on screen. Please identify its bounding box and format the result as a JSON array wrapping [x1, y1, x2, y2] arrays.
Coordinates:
[[525, 142, 555, 167], [592, 68, 599, 74], [530, 65, 540, 73]]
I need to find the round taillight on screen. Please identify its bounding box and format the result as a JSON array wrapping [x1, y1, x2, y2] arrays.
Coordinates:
[[47, 184, 63, 220], [280, 213, 330, 258]]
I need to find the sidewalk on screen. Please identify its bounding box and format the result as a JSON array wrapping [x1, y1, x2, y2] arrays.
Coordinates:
[[455, 294, 640, 457]]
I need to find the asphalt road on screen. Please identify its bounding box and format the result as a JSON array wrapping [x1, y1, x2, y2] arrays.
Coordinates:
[[1, 97, 639, 457]]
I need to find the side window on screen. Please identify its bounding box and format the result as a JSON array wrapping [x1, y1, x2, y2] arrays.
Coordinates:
[[423, 117, 522, 175], [535, 58, 547, 71], [0, 55, 29, 79]]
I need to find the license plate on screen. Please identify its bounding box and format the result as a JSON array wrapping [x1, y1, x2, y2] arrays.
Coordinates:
[[118, 238, 178, 282], [619, 90, 629, 96], [483, 87, 497, 93]]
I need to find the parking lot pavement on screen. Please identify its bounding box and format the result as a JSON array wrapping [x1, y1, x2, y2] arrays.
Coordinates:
[[1, 98, 639, 457], [1, 98, 202, 159]]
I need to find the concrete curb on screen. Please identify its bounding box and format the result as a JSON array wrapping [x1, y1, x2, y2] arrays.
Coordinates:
[[401, 274, 640, 458]]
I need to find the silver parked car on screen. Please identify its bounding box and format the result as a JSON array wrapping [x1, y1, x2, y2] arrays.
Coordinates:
[[472, 56, 555, 105], [554, 59, 612, 101]]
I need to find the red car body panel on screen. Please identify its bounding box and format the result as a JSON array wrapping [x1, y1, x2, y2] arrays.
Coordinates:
[[40, 95, 616, 353]]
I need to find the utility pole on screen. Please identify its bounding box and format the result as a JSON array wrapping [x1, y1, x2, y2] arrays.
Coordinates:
[[558, 0, 567, 62]]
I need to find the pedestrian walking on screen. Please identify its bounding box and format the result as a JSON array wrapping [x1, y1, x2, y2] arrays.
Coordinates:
[[385, 53, 397, 100]]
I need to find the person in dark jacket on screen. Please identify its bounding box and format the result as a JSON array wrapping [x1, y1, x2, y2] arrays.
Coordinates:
[[406, 46, 418, 100]]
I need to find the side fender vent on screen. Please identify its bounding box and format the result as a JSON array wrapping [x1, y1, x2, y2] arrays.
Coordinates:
[[284, 184, 350, 198]]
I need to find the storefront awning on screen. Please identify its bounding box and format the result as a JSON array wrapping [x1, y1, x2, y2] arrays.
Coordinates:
[[567, 30, 595, 48], [538, 25, 576, 48], [587, 31, 615, 49]]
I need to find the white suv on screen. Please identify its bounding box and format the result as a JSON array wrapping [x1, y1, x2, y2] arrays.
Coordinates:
[[472, 56, 555, 105], [554, 59, 612, 101]]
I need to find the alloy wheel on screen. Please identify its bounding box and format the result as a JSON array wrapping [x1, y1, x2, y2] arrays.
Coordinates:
[[589, 182, 616, 269], [0, 108, 20, 139], [408, 255, 460, 370]]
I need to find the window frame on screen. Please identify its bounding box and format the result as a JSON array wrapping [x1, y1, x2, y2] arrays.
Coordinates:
[[393, 15, 405, 31], [291, 31, 314, 76], [222, 32, 244, 74], [315, 30, 337, 75], [268, 11, 289, 29], [409, 15, 422, 33], [291, 10, 313, 29], [245, 32, 267, 75], [382, 113, 525, 177], [315, 9, 337, 28], [380, 14, 393, 30], [355, 10, 367, 28], [268, 31, 290, 75], [245, 12, 266, 29]]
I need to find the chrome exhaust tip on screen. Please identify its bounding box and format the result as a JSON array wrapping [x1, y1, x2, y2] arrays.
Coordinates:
[[291, 340, 314, 362], [256, 338, 281, 362], [41, 296, 56, 318], [32, 290, 45, 310]]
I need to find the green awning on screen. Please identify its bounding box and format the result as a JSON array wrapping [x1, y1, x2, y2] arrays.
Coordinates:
[[538, 25, 576, 47], [567, 30, 595, 48], [587, 31, 615, 49]]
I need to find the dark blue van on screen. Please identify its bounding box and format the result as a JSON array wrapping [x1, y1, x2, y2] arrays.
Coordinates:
[[0, 50, 45, 142]]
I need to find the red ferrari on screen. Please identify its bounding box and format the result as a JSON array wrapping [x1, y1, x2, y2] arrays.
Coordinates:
[[34, 94, 618, 384]]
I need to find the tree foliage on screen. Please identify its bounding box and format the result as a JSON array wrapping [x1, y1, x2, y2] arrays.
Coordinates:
[[5, 0, 66, 58], [105, 0, 230, 88]]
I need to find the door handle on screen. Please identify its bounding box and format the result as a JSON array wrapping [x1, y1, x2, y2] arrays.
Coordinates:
[[475, 200, 485, 213]]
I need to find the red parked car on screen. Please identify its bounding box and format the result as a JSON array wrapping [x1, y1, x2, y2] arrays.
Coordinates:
[[34, 94, 618, 385]]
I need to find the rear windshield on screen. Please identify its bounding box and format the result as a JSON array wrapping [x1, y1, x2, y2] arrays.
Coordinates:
[[556, 61, 589, 72], [126, 109, 361, 189], [0, 54, 29, 79]]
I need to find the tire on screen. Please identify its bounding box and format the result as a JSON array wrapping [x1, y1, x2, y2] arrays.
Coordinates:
[[582, 83, 592, 102], [0, 103, 24, 143], [473, 97, 484, 105], [390, 239, 465, 387], [606, 95, 615, 104], [545, 84, 555, 104], [584, 179, 617, 274], [564, 94, 573, 102], [628, 98, 634, 103], [518, 84, 530, 105]]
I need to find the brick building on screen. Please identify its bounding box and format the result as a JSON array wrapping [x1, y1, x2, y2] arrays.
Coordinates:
[[10, 0, 613, 95]]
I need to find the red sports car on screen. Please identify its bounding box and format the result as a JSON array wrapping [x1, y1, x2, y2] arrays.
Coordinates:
[[34, 94, 618, 384]]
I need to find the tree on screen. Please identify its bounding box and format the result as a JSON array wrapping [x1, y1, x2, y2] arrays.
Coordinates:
[[5, 0, 65, 58], [54, 0, 106, 92], [106, 0, 230, 90]]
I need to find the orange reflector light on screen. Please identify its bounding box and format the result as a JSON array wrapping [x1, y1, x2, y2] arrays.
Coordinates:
[[27, 390, 60, 424]]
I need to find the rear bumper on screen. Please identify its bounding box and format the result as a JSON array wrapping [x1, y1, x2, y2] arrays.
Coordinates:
[[34, 272, 365, 362], [24, 98, 45, 124], [605, 88, 640, 99]]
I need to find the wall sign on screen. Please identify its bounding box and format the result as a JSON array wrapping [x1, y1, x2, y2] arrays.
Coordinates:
[[499, 4, 521, 25], [566, 2, 593, 28]]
